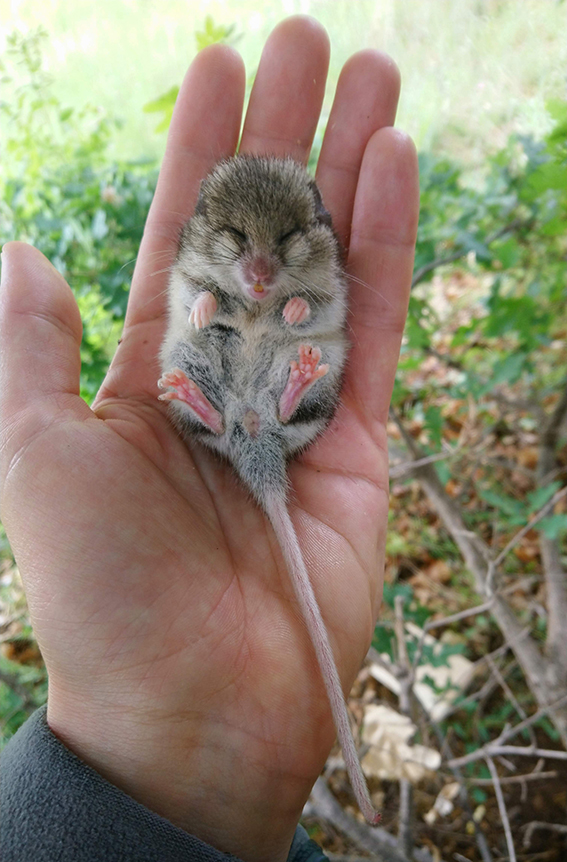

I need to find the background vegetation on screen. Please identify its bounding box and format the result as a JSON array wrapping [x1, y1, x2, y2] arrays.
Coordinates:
[[1, 3, 566, 860]]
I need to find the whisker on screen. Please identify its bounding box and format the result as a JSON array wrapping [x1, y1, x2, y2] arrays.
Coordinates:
[[117, 257, 138, 275], [288, 274, 350, 313], [346, 273, 395, 310], [149, 265, 175, 278], [136, 286, 171, 312]]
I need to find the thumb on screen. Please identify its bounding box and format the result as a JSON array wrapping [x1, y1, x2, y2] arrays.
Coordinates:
[[0, 242, 88, 480]]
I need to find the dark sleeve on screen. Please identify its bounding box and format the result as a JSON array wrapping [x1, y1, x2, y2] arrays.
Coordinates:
[[0, 706, 329, 862]]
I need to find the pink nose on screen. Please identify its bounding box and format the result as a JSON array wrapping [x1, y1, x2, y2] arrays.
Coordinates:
[[243, 255, 276, 285]]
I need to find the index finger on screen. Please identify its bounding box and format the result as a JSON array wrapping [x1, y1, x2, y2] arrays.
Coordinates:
[[97, 45, 245, 405], [126, 44, 246, 331]]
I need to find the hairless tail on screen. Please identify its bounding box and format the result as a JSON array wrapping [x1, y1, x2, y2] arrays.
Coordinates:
[[264, 493, 381, 826]]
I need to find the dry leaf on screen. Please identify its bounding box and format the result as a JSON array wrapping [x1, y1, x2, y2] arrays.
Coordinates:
[[361, 704, 441, 783], [423, 781, 461, 824]]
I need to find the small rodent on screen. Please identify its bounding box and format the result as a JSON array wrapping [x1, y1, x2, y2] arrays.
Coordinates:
[[158, 154, 380, 825]]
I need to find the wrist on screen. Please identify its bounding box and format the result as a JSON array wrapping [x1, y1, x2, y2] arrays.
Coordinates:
[[46, 684, 313, 862]]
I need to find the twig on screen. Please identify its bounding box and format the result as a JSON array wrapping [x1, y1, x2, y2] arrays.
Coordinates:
[[411, 248, 469, 288], [485, 654, 537, 746], [467, 769, 556, 786], [448, 744, 567, 770], [486, 756, 517, 862], [397, 781, 413, 861], [389, 449, 455, 479], [393, 596, 414, 859], [305, 778, 438, 862], [523, 821, 567, 849], [411, 218, 526, 289], [485, 485, 567, 594], [495, 485, 567, 570], [537, 376, 567, 695], [390, 406, 567, 746], [420, 705, 493, 862], [446, 693, 567, 768], [497, 692, 567, 746], [394, 596, 411, 686], [410, 599, 494, 677], [0, 669, 39, 716]]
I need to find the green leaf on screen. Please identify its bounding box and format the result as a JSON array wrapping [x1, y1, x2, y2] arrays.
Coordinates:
[[382, 582, 413, 609], [538, 513, 567, 540], [478, 488, 526, 522], [195, 16, 238, 51], [424, 406, 443, 447], [526, 482, 561, 512], [372, 625, 394, 658], [471, 787, 488, 804], [486, 352, 527, 388], [493, 236, 520, 268], [142, 85, 179, 132], [143, 85, 179, 114], [434, 460, 451, 487]]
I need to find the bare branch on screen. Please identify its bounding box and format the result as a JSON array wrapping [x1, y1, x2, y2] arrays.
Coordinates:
[[389, 407, 567, 745], [393, 596, 414, 859], [394, 595, 411, 677], [0, 670, 39, 717], [411, 218, 527, 289], [411, 599, 494, 677], [536, 376, 567, 692], [305, 778, 437, 862], [486, 485, 567, 592], [389, 449, 455, 479], [467, 769, 556, 786], [523, 821, 567, 849], [539, 379, 567, 469], [446, 693, 567, 769], [411, 248, 468, 288], [419, 705, 494, 862], [448, 744, 567, 770], [497, 692, 567, 746], [486, 757, 517, 862], [485, 654, 536, 746]]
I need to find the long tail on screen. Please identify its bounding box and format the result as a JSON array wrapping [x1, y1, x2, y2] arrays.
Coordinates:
[[264, 493, 381, 826]]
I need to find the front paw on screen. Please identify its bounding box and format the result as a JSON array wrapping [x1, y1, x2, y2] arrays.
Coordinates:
[[283, 296, 310, 325], [189, 291, 217, 329]]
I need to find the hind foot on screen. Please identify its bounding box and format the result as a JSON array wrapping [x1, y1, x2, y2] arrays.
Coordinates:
[[158, 368, 224, 434], [278, 344, 329, 423]]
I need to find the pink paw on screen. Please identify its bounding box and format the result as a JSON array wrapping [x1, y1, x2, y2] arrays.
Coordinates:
[[283, 296, 311, 325], [278, 344, 329, 423], [189, 291, 217, 330], [158, 368, 224, 434]]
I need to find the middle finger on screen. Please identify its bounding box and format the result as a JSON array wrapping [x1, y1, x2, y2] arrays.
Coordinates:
[[239, 16, 330, 163]]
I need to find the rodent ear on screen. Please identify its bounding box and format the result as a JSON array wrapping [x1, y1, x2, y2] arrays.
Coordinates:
[[308, 180, 333, 228], [194, 180, 208, 217]]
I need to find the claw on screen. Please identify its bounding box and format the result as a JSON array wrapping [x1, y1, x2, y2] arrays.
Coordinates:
[[158, 368, 224, 434], [278, 344, 329, 423]]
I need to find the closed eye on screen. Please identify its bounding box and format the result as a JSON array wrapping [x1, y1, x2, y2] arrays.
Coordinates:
[[222, 225, 247, 243], [279, 227, 302, 244]]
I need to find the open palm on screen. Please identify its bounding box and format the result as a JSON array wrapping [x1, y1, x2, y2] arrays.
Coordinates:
[[0, 17, 418, 862]]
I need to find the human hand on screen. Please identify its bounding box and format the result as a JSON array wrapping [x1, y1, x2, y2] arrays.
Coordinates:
[[0, 16, 418, 862]]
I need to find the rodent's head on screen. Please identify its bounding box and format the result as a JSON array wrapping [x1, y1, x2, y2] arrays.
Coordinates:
[[177, 155, 340, 304]]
